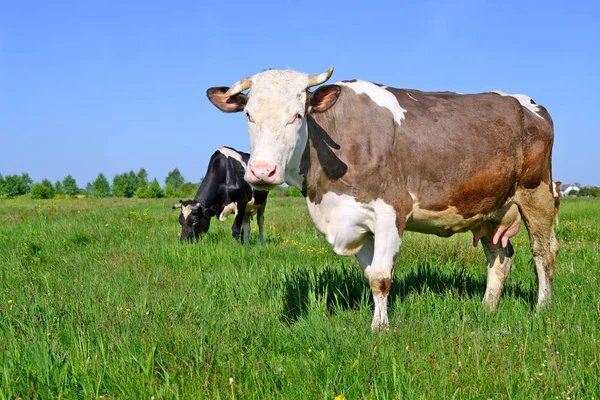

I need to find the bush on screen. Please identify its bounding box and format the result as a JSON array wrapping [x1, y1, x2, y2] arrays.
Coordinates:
[[576, 186, 600, 197], [283, 186, 303, 197], [267, 187, 285, 197], [135, 187, 148, 198], [30, 181, 55, 199]]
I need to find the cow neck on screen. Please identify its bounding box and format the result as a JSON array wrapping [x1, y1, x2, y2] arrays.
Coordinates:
[[193, 156, 224, 210], [300, 113, 348, 203]]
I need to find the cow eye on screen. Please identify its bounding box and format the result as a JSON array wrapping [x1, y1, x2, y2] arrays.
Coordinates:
[[288, 113, 303, 125], [245, 111, 255, 123]]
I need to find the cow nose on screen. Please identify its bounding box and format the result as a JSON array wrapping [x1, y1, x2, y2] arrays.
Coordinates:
[[248, 161, 279, 184]]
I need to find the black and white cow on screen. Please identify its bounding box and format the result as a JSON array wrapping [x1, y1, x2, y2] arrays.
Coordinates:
[[207, 67, 558, 330], [173, 146, 268, 244]]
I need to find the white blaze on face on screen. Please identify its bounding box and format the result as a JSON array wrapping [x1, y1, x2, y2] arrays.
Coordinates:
[[182, 204, 194, 220], [218, 147, 247, 169], [552, 181, 559, 198], [336, 80, 407, 127], [490, 90, 545, 120], [244, 70, 310, 186]]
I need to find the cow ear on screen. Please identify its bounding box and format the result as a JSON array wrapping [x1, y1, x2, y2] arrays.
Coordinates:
[[204, 207, 217, 218], [309, 85, 341, 113], [191, 203, 202, 215], [206, 87, 247, 113], [172, 201, 182, 209]]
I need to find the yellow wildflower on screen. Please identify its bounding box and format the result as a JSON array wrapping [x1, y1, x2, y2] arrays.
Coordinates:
[[8, 300, 13, 305]]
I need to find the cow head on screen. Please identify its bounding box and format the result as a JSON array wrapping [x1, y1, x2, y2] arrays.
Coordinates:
[[207, 67, 340, 190], [172, 200, 215, 242]]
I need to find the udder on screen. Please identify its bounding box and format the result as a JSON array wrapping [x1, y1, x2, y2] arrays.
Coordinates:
[[471, 202, 521, 248]]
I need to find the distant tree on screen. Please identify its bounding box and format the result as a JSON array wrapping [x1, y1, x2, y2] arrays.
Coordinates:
[[127, 170, 138, 190], [92, 173, 111, 197], [2, 173, 33, 196], [0, 174, 5, 196], [85, 182, 93, 196], [146, 179, 164, 198], [164, 182, 174, 197], [62, 175, 80, 197], [165, 168, 185, 192], [21, 173, 33, 194], [31, 179, 56, 199], [54, 180, 65, 195], [178, 182, 200, 198], [112, 172, 137, 197], [136, 168, 149, 190]]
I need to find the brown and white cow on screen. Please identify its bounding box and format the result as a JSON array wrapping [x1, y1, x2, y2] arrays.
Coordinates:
[[552, 180, 562, 225], [207, 67, 559, 330]]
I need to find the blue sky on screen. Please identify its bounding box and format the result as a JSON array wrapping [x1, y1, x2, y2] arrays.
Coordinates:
[[1, 1, 598, 187]]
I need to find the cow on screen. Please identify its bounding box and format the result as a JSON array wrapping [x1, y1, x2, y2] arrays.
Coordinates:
[[206, 67, 559, 330], [173, 146, 268, 244], [552, 180, 562, 225]]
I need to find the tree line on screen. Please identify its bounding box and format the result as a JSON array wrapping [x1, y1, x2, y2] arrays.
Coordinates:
[[0, 168, 201, 199]]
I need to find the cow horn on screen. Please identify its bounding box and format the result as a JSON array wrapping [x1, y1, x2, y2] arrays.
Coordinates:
[[307, 67, 334, 88], [224, 77, 252, 97]]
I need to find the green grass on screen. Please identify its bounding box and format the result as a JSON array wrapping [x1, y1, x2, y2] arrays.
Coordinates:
[[0, 197, 599, 399]]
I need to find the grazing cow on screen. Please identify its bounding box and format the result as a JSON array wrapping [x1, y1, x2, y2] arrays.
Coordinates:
[[207, 68, 559, 330], [173, 146, 268, 244], [552, 180, 562, 225]]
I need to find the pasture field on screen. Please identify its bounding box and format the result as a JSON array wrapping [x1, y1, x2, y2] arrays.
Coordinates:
[[0, 197, 599, 399]]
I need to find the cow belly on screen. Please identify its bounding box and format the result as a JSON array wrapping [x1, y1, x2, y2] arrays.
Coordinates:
[[406, 201, 521, 247], [406, 204, 483, 236], [306, 193, 375, 256]]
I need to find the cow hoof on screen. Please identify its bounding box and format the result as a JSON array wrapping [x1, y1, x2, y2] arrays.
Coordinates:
[[371, 320, 389, 332]]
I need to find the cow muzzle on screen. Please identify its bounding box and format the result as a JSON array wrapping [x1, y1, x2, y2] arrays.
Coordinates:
[[247, 161, 281, 188]]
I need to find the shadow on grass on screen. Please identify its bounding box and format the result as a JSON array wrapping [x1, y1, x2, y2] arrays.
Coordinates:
[[281, 259, 535, 324]]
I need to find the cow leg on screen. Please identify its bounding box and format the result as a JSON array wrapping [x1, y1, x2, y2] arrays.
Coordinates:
[[481, 237, 515, 311], [355, 236, 385, 329], [256, 202, 266, 243], [516, 184, 559, 307], [355, 214, 402, 331], [242, 216, 251, 244], [232, 202, 247, 241]]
